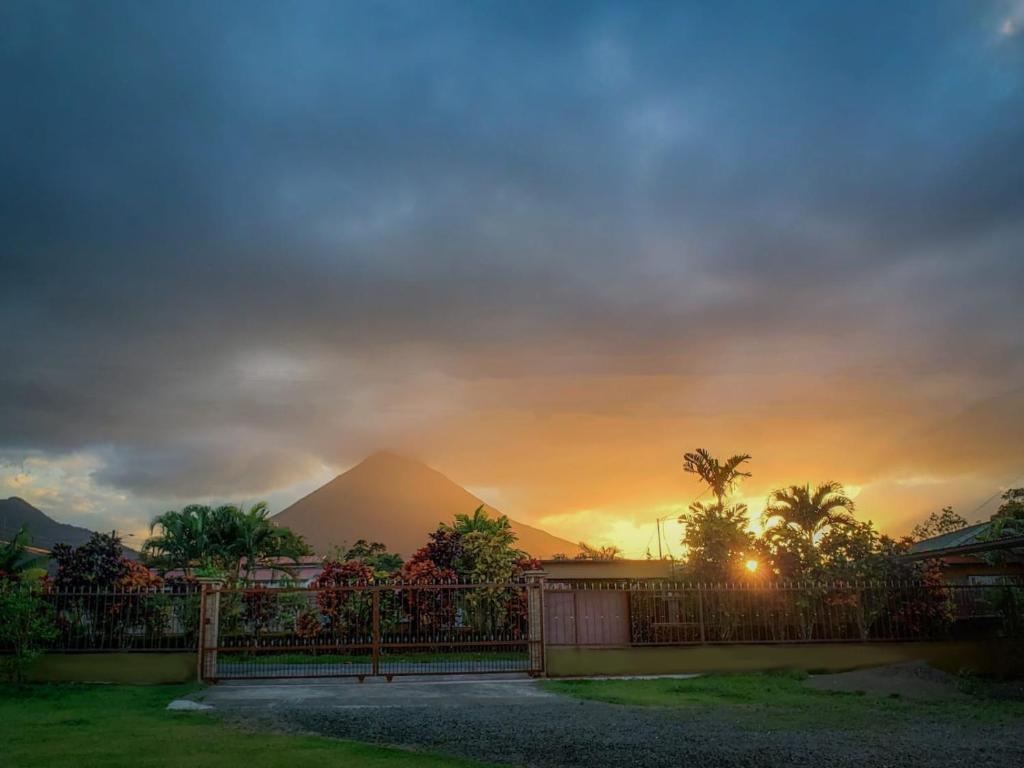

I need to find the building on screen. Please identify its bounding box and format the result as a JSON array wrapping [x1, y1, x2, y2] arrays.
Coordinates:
[[905, 523, 1024, 585], [160, 555, 325, 586], [539, 558, 676, 581]]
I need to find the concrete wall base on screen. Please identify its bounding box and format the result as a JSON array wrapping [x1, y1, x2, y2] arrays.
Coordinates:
[[24, 652, 196, 684], [545, 641, 1024, 678]]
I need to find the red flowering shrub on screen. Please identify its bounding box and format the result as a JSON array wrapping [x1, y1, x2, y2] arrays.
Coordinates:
[[242, 586, 280, 638], [119, 559, 164, 589], [312, 560, 374, 631], [295, 609, 322, 638], [397, 559, 458, 632]]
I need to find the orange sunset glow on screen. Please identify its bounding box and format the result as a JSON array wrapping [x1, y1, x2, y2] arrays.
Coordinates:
[[1, 1, 1021, 560]]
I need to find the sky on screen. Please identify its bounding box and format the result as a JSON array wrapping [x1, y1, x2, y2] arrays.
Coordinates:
[[1, 1, 1023, 557]]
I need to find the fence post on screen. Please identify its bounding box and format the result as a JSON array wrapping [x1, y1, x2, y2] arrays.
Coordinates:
[[524, 570, 547, 676], [371, 588, 381, 678], [196, 577, 224, 682], [697, 586, 706, 644]]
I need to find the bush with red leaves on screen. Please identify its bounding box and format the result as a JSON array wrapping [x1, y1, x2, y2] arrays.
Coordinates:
[[311, 560, 374, 632]]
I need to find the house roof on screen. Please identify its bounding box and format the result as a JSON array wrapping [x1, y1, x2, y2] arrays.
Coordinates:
[[904, 522, 1024, 563], [908, 522, 992, 554]]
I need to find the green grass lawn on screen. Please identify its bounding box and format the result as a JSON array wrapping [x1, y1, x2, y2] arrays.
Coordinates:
[[0, 683, 494, 768], [542, 672, 1024, 732]]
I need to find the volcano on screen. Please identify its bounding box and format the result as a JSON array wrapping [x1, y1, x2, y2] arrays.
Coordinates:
[[271, 452, 578, 558]]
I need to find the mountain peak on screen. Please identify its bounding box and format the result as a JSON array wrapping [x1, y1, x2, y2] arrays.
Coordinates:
[[0, 497, 138, 555], [352, 450, 424, 471], [274, 454, 577, 558]]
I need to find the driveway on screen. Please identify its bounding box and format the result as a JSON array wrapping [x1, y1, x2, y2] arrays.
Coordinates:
[[194, 675, 1024, 768], [194, 673, 555, 709]]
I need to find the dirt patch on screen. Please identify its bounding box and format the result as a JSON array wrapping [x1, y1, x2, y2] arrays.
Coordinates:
[[806, 661, 967, 700]]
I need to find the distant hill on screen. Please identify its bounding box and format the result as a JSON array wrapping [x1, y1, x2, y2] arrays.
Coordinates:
[[272, 452, 580, 559], [0, 496, 138, 557]]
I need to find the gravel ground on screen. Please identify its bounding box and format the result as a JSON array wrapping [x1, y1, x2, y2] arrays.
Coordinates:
[[227, 689, 1024, 768]]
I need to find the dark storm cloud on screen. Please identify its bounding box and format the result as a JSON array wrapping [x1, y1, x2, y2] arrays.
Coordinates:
[[2, 0, 1023, 497]]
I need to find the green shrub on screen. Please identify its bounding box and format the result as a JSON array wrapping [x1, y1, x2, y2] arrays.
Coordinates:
[[0, 581, 58, 683]]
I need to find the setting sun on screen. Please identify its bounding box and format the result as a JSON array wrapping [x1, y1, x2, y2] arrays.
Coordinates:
[[745, 559, 759, 573]]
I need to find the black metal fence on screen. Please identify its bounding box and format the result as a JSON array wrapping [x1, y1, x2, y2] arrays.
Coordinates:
[[1, 585, 202, 652], [545, 581, 1022, 646], [210, 581, 536, 680], [8, 579, 1020, 672]]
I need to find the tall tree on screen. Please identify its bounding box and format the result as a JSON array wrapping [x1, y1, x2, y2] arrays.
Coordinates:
[[762, 482, 856, 547], [678, 501, 755, 582], [143, 502, 309, 578], [911, 506, 968, 540], [683, 449, 752, 506], [52, 532, 127, 589], [987, 488, 1024, 539], [143, 504, 217, 576], [224, 502, 310, 581], [339, 539, 403, 577], [993, 488, 1024, 521]]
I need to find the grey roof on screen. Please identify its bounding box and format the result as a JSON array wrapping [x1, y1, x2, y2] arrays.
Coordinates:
[[908, 522, 992, 554]]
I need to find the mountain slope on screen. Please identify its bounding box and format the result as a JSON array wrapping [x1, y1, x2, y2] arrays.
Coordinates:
[[0, 496, 104, 551], [272, 452, 579, 558]]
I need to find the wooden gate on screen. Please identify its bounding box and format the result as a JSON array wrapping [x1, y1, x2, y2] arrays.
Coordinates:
[[543, 587, 630, 646]]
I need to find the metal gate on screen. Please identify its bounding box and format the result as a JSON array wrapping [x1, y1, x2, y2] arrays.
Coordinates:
[[199, 580, 543, 681]]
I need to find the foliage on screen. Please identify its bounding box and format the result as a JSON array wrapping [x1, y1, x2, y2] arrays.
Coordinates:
[[415, 526, 465, 572], [450, 505, 509, 537], [0, 581, 58, 683], [988, 488, 1024, 539], [119, 559, 164, 589], [399, 558, 457, 584], [0, 525, 46, 581], [310, 560, 374, 631], [241, 586, 280, 638], [760, 482, 856, 577], [678, 501, 755, 582], [52, 532, 128, 590], [574, 542, 622, 560], [912, 506, 969, 540], [336, 539, 403, 577], [682, 449, 752, 505], [993, 488, 1024, 520], [460, 529, 523, 582], [762, 482, 855, 544], [143, 502, 310, 578], [397, 559, 458, 630]]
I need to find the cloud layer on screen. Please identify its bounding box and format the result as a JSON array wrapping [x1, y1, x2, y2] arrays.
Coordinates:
[[2, 1, 1022, 551]]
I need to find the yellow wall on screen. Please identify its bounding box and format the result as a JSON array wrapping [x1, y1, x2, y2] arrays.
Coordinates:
[[546, 641, 1024, 678], [26, 652, 197, 684]]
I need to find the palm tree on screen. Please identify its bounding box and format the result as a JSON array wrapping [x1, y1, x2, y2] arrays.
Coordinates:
[[143, 502, 308, 577], [143, 504, 216, 575], [683, 449, 752, 505], [450, 505, 517, 547], [226, 502, 309, 581], [761, 482, 856, 547]]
